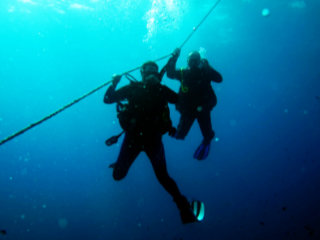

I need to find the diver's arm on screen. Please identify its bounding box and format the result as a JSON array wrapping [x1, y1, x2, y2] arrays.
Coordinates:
[[103, 85, 117, 104], [163, 85, 179, 104], [104, 85, 128, 104], [166, 48, 183, 81], [104, 74, 128, 103], [209, 67, 223, 83], [201, 59, 222, 83], [166, 57, 182, 81]]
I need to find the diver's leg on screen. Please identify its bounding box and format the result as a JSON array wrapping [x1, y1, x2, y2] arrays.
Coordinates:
[[145, 138, 182, 199], [145, 138, 197, 224], [193, 111, 215, 160], [175, 113, 196, 140], [197, 111, 215, 143], [113, 133, 141, 181]]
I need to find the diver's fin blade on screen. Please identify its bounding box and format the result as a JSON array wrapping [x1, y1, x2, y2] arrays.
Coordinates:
[[108, 163, 116, 168], [191, 200, 205, 221], [193, 142, 210, 160]]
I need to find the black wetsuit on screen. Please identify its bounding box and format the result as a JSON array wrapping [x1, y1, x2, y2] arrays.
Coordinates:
[[104, 81, 184, 201], [167, 57, 223, 142]]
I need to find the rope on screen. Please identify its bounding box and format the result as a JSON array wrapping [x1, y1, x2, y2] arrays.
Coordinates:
[[0, 55, 170, 147], [0, 80, 111, 146], [180, 0, 222, 49], [0, 0, 222, 147]]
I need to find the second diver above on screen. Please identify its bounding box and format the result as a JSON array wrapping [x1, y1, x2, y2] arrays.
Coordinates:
[[167, 48, 223, 160]]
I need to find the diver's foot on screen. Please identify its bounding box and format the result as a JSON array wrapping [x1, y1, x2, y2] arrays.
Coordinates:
[[193, 140, 211, 160], [174, 196, 199, 225], [180, 207, 198, 225]]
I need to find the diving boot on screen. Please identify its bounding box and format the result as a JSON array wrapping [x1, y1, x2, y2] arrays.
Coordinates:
[[174, 196, 198, 225]]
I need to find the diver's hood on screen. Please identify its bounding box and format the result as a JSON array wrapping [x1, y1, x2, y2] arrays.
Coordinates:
[[143, 65, 158, 73]]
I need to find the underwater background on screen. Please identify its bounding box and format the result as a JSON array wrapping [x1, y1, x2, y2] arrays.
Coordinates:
[[1, 0, 320, 239]]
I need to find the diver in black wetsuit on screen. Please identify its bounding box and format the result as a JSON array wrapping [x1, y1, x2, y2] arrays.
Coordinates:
[[167, 48, 223, 160], [104, 61, 199, 224]]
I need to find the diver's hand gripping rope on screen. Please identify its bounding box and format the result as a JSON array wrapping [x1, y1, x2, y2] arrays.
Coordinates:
[[0, 0, 222, 146]]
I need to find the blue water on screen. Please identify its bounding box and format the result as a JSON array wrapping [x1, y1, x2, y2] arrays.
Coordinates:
[[1, 0, 320, 239]]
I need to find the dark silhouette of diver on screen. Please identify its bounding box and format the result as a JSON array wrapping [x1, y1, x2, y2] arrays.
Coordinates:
[[167, 48, 223, 160], [104, 61, 200, 224]]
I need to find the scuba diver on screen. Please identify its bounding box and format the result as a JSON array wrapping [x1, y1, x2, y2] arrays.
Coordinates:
[[103, 61, 204, 224], [167, 48, 223, 160]]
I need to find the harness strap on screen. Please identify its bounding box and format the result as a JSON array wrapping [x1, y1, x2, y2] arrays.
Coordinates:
[[180, 68, 188, 93]]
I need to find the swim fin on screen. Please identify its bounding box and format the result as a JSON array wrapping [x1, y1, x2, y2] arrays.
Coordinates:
[[193, 140, 211, 160], [180, 200, 205, 224], [174, 196, 204, 225], [191, 200, 205, 222]]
